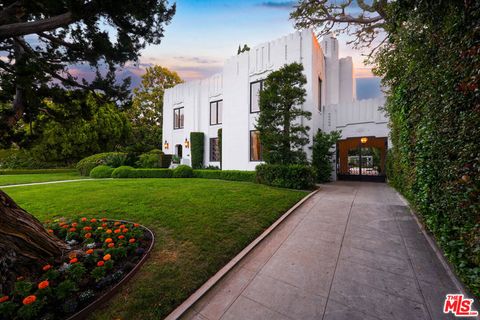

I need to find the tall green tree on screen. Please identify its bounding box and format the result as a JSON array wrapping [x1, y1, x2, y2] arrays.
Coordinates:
[[128, 65, 182, 152], [0, 1, 175, 281], [256, 62, 311, 165]]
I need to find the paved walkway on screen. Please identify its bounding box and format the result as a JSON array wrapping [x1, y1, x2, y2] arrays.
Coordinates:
[[0, 178, 97, 188], [181, 182, 478, 320]]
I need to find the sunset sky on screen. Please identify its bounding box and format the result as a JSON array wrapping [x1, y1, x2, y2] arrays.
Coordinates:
[[137, 0, 376, 80]]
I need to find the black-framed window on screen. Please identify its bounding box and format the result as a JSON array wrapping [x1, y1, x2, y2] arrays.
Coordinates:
[[210, 138, 220, 162], [173, 107, 184, 129], [318, 77, 322, 111], [250, 130, 263, 161], [250, 80, 264, 113], [210, 100, 222, 125]]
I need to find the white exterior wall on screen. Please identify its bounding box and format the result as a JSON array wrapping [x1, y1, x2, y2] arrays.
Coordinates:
[[162, 30, 389, 175]]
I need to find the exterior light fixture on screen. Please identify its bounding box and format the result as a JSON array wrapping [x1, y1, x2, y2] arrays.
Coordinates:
[[184, 138, 190, 148], [360, 137, 368, 144], [163, 140, 169, 149]]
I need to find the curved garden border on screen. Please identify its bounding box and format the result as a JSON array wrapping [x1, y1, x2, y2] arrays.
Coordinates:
[[66, 220, 155, 320]]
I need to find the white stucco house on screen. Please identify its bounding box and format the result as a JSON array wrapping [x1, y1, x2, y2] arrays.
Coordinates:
[[162, 30, 389, 181]]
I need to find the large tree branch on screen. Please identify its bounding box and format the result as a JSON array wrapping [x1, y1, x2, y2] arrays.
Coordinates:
[[0, 11, 75, 38]]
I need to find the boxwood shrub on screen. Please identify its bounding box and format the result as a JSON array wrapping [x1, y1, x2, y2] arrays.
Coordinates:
[[111, 166, 135, 178], [172, 165, 193, 178], [0, 168, 76, 175], [89, 165, 114, 178], [76, 152, 126, 176], [255, 164, 316, 190], [193, 170, 255, 182]]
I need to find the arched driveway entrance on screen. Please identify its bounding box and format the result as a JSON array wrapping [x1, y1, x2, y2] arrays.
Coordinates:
[[336, 136, 387, 182]]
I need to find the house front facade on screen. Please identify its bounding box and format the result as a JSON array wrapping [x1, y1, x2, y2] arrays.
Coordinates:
[[162, 30, 389, 181]]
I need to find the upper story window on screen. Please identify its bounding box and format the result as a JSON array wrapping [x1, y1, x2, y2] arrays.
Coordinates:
[[173, 107, 184, 129], [318, 78, 322, 111], [210, 100, 222, 125], [250, 80, 264, 113]]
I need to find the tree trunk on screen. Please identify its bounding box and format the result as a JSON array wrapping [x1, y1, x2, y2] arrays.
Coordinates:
[[0, 190, 69, 292]]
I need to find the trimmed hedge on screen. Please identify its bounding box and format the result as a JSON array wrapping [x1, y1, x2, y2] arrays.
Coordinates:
[[89, 165, 114, 178], [193, 170, 255, 182], [111, 166, 135, 178], [172, 165, 193, 178], [131, 168, 172, 178], [255, 164, 316, 190], [190, 132, 204, 169], [0, 168, 76, 175], [76, 152, 126, 176]]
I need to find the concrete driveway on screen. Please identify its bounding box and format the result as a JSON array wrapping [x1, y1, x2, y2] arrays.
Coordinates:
[[180, 182, 477, 320]]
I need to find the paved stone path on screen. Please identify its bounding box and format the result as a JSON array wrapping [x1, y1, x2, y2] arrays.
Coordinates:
[[181, 182, 478, 320]]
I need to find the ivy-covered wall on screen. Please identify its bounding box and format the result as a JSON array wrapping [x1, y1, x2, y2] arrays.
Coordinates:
[[190, 132, 204, 169], [379, 1, 479, 296]]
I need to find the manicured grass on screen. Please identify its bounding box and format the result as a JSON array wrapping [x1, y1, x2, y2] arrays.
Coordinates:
[[0, 171, 86, 186], [4, 178, 307, 319]]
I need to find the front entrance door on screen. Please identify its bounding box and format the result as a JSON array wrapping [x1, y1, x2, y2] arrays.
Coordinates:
[[336, 137, 387, 182], [175, 144, 183, 158]]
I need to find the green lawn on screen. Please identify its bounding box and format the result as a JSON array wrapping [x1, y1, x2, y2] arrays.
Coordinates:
[[3, 178, 307, 319], [0, 172, 86, 186]]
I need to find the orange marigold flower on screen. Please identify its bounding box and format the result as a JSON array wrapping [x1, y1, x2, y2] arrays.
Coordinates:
[[122, 228, 128, 233], [48, 229, 54, 233], [90, 218, 97, 223], [70, 258, 78, 264], [129, 238, 136, 244], [85, 233, 92, 239], [86, 249, 94, 254], [0, 296, 9, 303], [42, 264, 52, 272], [69, 227, 76, 232], [23, 295, 36, 305], [62, 224, 69, 229], [97, 261, 105, 267], [83, 226, 92, 231], [119, 225, 125, 229], [71, 222, 78, 227], [114, 221, 121, 226], [114, 229, 121, 234], [106, 229, 112, 234], [101, 218, 107, 222], [103, 254, 111, 261], [105, 238, 113, 243], [118, 235, 125, 240], [38, 280, 49, 290], [108, 243, 115, 248], [133, 223, 140, 227], [81, 217, 87, 222], [102, 223, 108, 227]]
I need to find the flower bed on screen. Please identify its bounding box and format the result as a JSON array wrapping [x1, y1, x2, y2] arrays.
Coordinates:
[[0, 218, 154, 320]]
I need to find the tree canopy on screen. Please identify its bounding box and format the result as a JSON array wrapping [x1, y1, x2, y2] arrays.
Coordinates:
[[0, 0, 175, 146], [256, 62, 311, 165], [128, 65, 182, 152]]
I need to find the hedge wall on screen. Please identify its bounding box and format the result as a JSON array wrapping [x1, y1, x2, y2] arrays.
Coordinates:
[[193, 170, 255, 182], [190, 132, 204, 169], [255, 164, 316, 190], [379, 1, 479, 296]]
